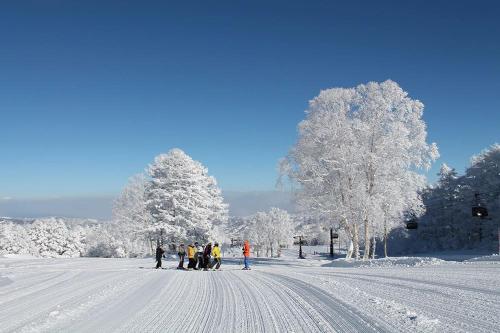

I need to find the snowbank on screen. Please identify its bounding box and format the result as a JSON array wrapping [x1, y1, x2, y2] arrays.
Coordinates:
[[0, 275, 13, 287], [324, 256, 446, 268], [0, 253, 40, 259], [464, 254, 500, 263]]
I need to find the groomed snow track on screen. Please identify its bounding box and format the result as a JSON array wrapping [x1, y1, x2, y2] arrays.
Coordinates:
[[0, 256, 499, 332]]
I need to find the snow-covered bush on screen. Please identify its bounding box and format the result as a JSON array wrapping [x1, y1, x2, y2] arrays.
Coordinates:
[[28, 218, 84, 257], [1, 217, 149, 258], [0, 222, 37, 255], [84, 225, 127, 258]]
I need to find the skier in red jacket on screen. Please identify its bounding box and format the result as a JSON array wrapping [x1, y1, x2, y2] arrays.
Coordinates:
[[242, 240, 251, 270]]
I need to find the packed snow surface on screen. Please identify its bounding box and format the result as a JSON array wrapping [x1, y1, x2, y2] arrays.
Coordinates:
[[326, 256, 446, 268], [1, 254, 499, 333]]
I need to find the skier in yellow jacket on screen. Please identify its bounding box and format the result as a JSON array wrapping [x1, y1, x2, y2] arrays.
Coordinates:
[[211, 242, 222, 270], [187, 243, 197, 270]]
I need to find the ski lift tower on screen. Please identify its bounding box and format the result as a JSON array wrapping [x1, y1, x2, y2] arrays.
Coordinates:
[[330, 227, 339, 258], [471, 192, 499, 255], [230, 238, 242, 248], [293, 235, 306, 259]]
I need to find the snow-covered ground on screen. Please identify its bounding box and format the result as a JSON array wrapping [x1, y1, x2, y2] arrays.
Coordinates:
[[1, 251, 499, 333]]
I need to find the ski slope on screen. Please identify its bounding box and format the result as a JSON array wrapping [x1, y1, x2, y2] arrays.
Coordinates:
[[0, 253, 499, 333]]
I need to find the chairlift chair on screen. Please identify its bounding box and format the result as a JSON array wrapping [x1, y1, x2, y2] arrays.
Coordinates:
[[472, 206, 488, 218], [406, 219, 418, 230], [332, 233, 339, 239]]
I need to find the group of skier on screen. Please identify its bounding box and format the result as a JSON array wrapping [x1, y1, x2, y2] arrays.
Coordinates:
[[155, 239, 251, 271]]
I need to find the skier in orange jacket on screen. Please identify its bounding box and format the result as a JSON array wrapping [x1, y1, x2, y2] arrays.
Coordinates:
[[242, 240, 251, 270]]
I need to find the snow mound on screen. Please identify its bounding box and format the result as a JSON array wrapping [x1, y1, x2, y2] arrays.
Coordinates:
[[0, 275, 13, 287], [464, 254, 500, 263], [0, 253, 40, 259], [324, 256, 446, 268]]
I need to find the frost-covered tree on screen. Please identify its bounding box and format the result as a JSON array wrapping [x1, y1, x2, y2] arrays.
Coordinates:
[[268, 207, 295, 256], [28, 218, 84, 257], [246, 212, 269, 257], [466, 144, 500, 202], [390, 144, 500, 254], [240, 208, 295, 257], [113, 173, 152, 254], [439, 163, 458, 184], [281, 80, 438, 259], [84, 224, 128, 258], [113, 173, 150, 232], [0, 222, 36, 255], [293, 215, 333, 245], [146, 148, 228, 244]]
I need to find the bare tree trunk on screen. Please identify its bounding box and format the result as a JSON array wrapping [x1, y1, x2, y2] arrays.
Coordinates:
[[353, 224, 360, 259], [149, 234, 154, 255], [363, 219, 370, 260], [370, 235, 376, 259], [384, 221, 388, 258], [159, 229, 163, 246]]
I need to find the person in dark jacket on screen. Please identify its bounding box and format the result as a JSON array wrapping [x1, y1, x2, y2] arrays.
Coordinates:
[[177, 243, 186, 269], [203, 243, 212, 271], [155, 245, 165, 269]]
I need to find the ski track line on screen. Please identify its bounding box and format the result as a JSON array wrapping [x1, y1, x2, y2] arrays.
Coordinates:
[[121, 270, 197, 332], [0, 272, 160, 332], [218, 271, 246, 332], [331, 270, 500, 298], [76, 267, 373, 333], [326, 269, 500, 310], [24, 271, 155, 333], [0, 271, 133, 332], [161, 272, 213, 333], [231, 271, 284, 332], [321, 271, 499, 333], [331, 270, 500, 309], [264, 270, 405, 333], [0, 271, 91, 318], [282, 268, 445, 332], [55, 270, 174, 333], [0, 270, 58, 288], [2, 258, 499, 333], [315, 269, 500, 308], [255, 270, 387, 333], [0, 271, 140, 333], [241, 270, 339, 332], [197, 271, 238, 332], [0, 271, 71, 300]]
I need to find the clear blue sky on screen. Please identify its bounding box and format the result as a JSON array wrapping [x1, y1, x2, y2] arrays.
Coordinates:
[[1, 0, 499, 198]]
